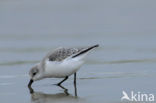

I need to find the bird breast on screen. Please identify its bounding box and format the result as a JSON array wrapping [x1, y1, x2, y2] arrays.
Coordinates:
[[44, 59, 84, 78]]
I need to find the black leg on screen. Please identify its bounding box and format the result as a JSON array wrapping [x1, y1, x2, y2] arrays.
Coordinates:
[[57, 76, 68, 85], [58, 84, 69, 95], [74, 72, 77, 97], [74, 73, 76, 84]]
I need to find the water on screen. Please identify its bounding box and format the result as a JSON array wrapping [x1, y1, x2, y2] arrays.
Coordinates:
[[0, 0, 156, 103]]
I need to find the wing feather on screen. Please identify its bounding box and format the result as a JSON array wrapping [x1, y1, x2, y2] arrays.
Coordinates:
[[43, 44, 99, 62]]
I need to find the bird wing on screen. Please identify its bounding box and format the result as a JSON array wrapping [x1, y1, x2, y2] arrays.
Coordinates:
[[72, 44, 99, 58], [44, 44, 99, 62], [46, 47, 83, 61]]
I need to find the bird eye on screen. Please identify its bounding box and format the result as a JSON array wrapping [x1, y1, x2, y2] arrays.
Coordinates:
[[33, 72, 36, 76]]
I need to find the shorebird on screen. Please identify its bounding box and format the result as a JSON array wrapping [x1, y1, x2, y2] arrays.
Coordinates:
[[28, 44, 99, 87]]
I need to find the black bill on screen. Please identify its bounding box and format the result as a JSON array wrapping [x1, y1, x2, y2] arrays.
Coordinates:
[[28, 79, 33, 87]]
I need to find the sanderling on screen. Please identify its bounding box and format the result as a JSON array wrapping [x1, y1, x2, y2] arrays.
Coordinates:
[[28, 44, 99, 87]]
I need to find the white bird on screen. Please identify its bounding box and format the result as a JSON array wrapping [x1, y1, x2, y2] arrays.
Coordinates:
[[28, 44, 99, 87]]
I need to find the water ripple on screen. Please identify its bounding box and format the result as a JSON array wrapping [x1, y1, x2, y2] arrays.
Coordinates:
[[0, 74, 27, 79], [79, 72, 155, 80], [87, 58, 156, 65], [0, 83, 14, 86], [0, 60, 39, 66], [0, 48, 48, 53]]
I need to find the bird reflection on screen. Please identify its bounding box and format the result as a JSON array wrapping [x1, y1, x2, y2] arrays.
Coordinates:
[[28, 84, 79, 103]]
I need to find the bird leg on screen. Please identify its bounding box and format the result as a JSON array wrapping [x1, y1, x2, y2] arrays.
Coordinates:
[[74, 72, 76, 84], [58, 84, 69, 95], [57, 76, 68, 85], [74, 72, 77, 97]]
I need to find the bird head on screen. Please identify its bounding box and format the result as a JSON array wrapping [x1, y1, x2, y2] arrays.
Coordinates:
[[28, 64, 43, 87]]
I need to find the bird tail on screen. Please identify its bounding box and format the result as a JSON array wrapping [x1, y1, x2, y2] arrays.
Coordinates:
[[72, 44, 99, 58]]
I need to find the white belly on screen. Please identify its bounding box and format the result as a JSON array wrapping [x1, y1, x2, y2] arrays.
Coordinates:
[[44, 58, 85, 78]]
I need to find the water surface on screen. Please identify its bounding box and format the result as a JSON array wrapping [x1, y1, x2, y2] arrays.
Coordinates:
[[0, 0, 156, 103]]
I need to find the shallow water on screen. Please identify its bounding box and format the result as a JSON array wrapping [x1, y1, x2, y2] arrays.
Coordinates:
[[0, 0, 156, 103]]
